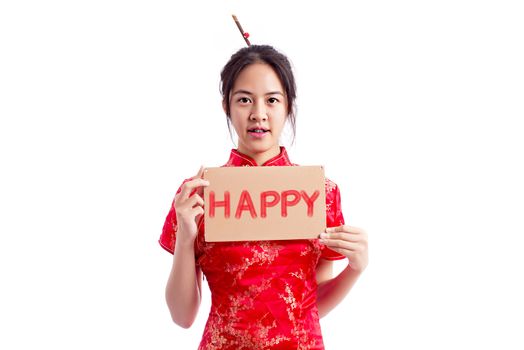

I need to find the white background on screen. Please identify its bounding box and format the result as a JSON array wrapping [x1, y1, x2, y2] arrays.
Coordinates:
[[1, 0, 523, 349]]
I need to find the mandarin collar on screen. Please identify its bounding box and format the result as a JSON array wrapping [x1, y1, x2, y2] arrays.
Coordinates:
[[225, 146, 293, 167]]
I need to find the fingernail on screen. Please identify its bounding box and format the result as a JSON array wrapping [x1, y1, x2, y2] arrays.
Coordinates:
[[320, 232, 327, 238]]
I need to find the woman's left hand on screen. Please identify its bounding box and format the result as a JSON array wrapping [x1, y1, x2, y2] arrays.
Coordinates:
[[320, 225, 369, 273]]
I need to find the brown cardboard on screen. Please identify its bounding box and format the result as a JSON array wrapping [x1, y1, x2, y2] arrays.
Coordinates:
[[203, 166, 326, 242]]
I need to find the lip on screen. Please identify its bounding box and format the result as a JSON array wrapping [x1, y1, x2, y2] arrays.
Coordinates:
[[247, 126, 270, 132], [247, 127, 270, 139]]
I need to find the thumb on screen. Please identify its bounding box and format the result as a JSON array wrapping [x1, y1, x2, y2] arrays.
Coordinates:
[[192, 165, 204, 180]]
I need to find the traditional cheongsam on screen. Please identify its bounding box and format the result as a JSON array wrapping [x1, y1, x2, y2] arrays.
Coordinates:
[[159, 147, 346, 350]]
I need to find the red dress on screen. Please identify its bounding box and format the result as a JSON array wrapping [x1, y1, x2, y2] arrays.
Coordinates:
[[159, 147, 346, 350]]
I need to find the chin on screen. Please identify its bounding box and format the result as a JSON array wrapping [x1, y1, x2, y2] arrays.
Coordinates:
[[242, 140, 277, 154]]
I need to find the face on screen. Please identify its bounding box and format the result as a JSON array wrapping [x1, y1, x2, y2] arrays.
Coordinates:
[[224, 63, 288, 163]]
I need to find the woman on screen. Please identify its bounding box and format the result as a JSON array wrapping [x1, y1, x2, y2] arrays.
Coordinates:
[[159, 44, 368, 349]]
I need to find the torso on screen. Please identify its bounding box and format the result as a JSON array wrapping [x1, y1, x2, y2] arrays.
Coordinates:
[[194, 221, 326, 350]]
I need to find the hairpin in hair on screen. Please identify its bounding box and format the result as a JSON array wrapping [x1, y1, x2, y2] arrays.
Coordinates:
[[232, 14, 251, 46]]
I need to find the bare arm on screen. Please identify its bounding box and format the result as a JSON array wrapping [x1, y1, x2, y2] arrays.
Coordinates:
[[316, 259, 363, 318], [164, 167, 209, 328], [315, 225, 368, 318], [165, 233, 203, 328]]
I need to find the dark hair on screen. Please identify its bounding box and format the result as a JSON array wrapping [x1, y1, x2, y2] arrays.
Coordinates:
[[220, 44, 297, 143]]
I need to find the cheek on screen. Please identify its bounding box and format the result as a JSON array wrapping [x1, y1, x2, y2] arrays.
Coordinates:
[[275, 115, 286, 126], [270, 118, 287, 136], [229, 117, 246, 135]]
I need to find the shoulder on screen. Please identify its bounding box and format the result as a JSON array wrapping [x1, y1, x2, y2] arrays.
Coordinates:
[[324, 177, 338, 191], [324, 177, 342, 200]]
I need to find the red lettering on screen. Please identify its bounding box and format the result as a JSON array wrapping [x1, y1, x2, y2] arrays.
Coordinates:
[[260, 191, 280, 218], [235, 190, 257, 219], [281, 190, 301, 217], [300, 190, 319, 217], [210, 189, 320, 219], [209, 191, 230, 218]]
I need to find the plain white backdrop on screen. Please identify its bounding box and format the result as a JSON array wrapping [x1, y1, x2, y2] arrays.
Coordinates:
[[1, 0, 523, 349]]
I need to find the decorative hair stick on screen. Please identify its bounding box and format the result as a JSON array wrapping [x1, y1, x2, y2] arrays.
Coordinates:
[[232, 14, 251, 46]]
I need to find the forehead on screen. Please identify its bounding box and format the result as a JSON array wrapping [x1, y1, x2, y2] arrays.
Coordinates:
[[232, 63, 284, 92]]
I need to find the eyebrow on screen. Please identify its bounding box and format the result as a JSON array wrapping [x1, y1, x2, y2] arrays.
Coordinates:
[[231, 89, 284, 97]]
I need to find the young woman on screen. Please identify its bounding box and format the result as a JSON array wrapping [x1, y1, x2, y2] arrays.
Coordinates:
[[159, 44, 368, 349]]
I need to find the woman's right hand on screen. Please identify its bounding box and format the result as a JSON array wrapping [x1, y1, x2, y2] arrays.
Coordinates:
[[174, 166, 210, 244]]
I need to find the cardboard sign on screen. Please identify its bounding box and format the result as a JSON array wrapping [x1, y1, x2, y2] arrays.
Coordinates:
[[203, 166, 326, 242]]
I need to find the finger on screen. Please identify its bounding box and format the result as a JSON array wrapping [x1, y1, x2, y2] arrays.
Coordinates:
[[326, 225, 365, 234], [320, 231, 362, 243], [192, 178, 208, 198], [187, 194, 204, 208], [195, 167, 207, 197], [320, 239, 361, 252], [178, 192, 204, 211], [179, 178, 210, 199], [184, 166, 206, 197], [190, 165, 205, 180], [190, 205, 204, 217], [332, 246, 352, 257], [322, 246, 353, 263], [197, 165, 205, 179], [191, 166, 209, 197]]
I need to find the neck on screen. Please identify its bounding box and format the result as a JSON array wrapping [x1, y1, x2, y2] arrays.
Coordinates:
[[237, 145, 281, 166]]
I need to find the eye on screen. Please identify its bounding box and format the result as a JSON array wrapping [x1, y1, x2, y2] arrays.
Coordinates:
[[238, 97, 251, 104], [268, 97, 279, 104]]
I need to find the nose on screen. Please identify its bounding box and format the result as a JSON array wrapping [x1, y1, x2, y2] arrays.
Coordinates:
[[249, 100, 268, 121]]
